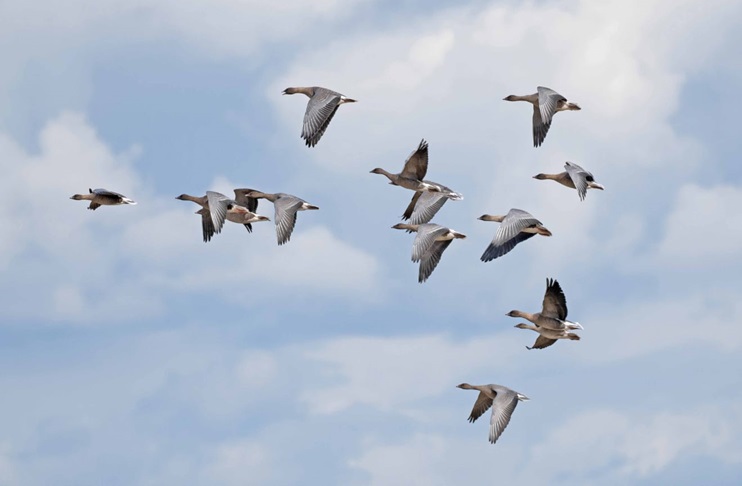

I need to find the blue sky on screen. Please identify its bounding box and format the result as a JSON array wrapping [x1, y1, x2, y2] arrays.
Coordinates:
[[1, 0, 742, 484]]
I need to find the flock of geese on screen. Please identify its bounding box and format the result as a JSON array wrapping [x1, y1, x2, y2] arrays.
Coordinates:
[[70, 84, 601, 445]]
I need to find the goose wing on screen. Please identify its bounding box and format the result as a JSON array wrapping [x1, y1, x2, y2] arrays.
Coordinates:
[[564, 162, 591, 201], [206, 191, 230, 234], [537, 86, 566, 125], [92, 188, 127, 201], [274, 195, 304, 245], [481, 232, 536, 261], [418, 239, 453, 283], [467, 391, 494, 423], [411, 224, 448, 262], [489, 388, 520, 444], [400, 139, 429, 180], [532, 105, 551, 148], [301, 88, 342, 147], [402, 191, 449, 225], [197, 208, 216, 242], [527, 335, 557, 350], [481, 209, 541, 260], [542, 278, 568, 320]]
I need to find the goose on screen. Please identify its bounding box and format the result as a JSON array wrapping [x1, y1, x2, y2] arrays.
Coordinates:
[[457, 383, 529, 444], [534, 162, 604, 201], [282, 86, 356, 147], [392, 223, 465, 283], [507, 278, 583, 332], [70, 188, 136, 210], [504, 86, 581, 147], [371, 139, 463, 198], [478, 209, 551, 261], [243, 190, 319, 245]]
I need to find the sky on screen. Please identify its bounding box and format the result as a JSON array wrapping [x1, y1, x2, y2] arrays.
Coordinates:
[[1, 0, 742, 484]]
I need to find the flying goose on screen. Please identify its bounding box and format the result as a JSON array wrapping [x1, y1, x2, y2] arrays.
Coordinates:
[[507, 278, 583, 333], [478, 209, 551, 261], [457, 383, 529, 444], [244, 190, 319, 245], [504, 86, 581, 147], [70, 188, 136, 210], [392, 223, 465, 283], [534, 162, 604, 201], [282, 86, 356, 147], [371, 139, 463, 199]]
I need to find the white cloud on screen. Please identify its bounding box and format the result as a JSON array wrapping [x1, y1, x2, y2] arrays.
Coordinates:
[[349, 404, 742, 486], [0, 0, 374, 59], [530, 405, 742, 482], [271, 0, 742, 170], [300, 333, 523, 414], [349, 434, 450, 486], [0, 113, 383, 325], [201, 440, 273, 486], [657, 184, 742, 267]]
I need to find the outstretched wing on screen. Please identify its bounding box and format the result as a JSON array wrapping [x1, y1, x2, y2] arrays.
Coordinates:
[[541, 278, 568, 320], [402, 191, 448, 225], [564, 162, 591, 201], [411, 224, 448, 262], [527, 335, 557, 350], [489, 390, 520, 444], [400, 139, 429, 180], [301, 88, 342, 147], [467, 391, 494, 423], [274, 196, 304, 245], [418, 239, 453, 283], [481, 209, 541, 261]]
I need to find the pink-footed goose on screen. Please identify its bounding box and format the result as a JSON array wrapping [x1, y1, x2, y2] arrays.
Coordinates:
[[534, 161, 604, 201], [457, 383, 529, 444], [478, 209, 551, 261], [70, 188, 136, 210], [283, 86, 356, 147], [504, 86, 580, 147], [392, 223, 465, 283]]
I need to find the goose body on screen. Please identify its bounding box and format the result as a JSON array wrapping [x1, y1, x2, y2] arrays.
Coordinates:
[[392, 223, 465, 283], [534, 162, 604, 201], [283, 86, 356, 147], [457, 383, 529, 444], [478, 209, 551, 261], [504, 86, 580, 147]]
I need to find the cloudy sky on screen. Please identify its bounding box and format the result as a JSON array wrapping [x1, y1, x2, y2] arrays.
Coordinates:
[[1, 0, 742, 484]]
